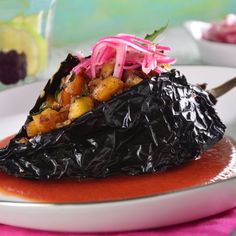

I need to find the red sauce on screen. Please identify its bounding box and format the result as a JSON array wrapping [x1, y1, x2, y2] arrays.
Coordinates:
[[0, 136, 235, 203]]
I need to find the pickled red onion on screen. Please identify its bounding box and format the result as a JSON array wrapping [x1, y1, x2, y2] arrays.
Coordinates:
[[73, 34, 176, 79], [203, 14, 236, 44]]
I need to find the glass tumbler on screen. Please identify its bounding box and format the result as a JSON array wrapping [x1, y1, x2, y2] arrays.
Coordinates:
[[0, 0, 56, 90]]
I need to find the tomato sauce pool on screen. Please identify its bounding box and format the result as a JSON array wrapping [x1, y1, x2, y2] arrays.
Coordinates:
[[0, 136, 235, 203]]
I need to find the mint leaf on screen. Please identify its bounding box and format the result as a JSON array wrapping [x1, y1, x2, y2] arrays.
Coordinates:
[[144, 23, 168, 41]]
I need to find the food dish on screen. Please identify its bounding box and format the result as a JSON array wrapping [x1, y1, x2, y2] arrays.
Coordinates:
[[185, 20, 236, 67], [0, 65, 236, 232], [0, 30, 235, 233], [203, 14, 236, 44], [0, 34, 227, 180], [0, 136, 235, 203]]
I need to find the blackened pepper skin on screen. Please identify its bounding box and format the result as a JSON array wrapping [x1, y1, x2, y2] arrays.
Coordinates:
[[0, 56, 226, 179]]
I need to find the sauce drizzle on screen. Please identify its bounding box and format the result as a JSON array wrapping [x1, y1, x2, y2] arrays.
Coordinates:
[[0, 136, 235, 203]]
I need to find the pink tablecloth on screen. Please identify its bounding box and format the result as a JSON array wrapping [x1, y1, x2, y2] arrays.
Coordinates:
[[1, 208, 236, 236]]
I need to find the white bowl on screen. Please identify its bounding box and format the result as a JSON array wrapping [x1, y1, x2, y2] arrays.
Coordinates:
[[184, 21, 236, 67]]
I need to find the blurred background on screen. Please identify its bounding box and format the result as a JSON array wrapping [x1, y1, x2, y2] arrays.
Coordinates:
[[52, 0, 235, 47], [46, 0, 236, 71], [0, 0, 235, 84]]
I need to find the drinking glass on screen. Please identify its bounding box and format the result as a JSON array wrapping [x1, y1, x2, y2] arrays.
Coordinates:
[[0, 0, 56, 90]]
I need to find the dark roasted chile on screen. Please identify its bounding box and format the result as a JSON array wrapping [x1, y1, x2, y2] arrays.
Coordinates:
[[0, 50, 27, 85], [0, 55, 226, 179]]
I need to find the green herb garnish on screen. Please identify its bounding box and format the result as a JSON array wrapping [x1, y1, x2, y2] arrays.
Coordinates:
[[144, 23, 168, 41]]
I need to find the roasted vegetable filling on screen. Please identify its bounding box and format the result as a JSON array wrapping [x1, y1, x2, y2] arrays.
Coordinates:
[[25, 33, 176, 139], [26, 66, 158, 138]]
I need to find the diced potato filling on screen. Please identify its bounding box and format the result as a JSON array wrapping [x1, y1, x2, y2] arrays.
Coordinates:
[[26, 121, 39, 138], [125, 76, 143, 88], [92, 76, 124, 102], [57, 74, 86, 107], [101, 63, 114, 78], [29, 108, 68, 136], [65, 74, 86, 96], [88, 78, 101, 92], [26, 63, 153, 138], [57, 89, 71, 107], [69, 97, 94, 120]]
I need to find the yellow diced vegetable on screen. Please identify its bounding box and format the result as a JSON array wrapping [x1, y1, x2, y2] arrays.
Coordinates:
[[54, 110, 69, 124], [65, 74, 86, 96], [125, 76, 143, 88], [101, 63, 114, 78], [92, 76, 124, 102], [26, 120, 39, 138], [32, 108, 68, 135], [18, 137, 29, 143], [88, 78, 102, 92], [58, 89, 71, 107], [69, 97, 94, 120]]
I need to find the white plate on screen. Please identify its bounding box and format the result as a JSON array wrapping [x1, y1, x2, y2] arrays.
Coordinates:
[[0, 66, 236, 233], [184, 21, 236, 67]]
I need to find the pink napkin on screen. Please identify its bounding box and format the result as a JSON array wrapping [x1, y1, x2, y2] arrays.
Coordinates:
[[1, 208, 236, 236]]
